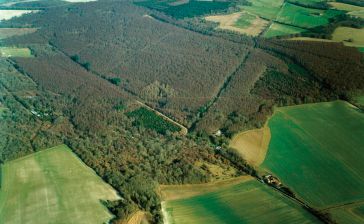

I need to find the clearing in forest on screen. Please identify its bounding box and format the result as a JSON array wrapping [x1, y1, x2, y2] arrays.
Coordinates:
[[264, 22, 307, 38], [205, 12, 268, 36], [0, 10, 37, 21], [261, 101, 364, 212], [0, 145, 120, 224], [229, 124, 270, 166], [332, 27, 364, 49], [0, 47, 32, 57], [161, 178, 320, 224]]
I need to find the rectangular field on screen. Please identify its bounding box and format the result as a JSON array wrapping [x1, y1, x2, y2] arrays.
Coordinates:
[[162, 179, 319, 224], [0, 145, 120, 224], [0, 47, 32, 58], [264, 22, 307, 38], [240, 0, 284, 20], [261, 101, 364, 210]]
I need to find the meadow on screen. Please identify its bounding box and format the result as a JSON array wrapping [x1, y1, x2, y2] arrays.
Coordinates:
[[329, 2, 364, 19], [332, 27, 364, 49], [0, 28, 37, 40], [276, 3, 342, 29], [162, 179, 320, 224], [0, 145, 120, 224], [0, 47, 32, 57], [0, 10, 37, 21], [240, 0, 284, 20], [264, 22, 307, 37], [261, 101, 364, 209]]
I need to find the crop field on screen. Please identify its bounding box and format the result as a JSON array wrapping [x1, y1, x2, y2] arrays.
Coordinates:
[[205, 11, 268, 36], [329, 2, 364, 19], [229, 125, 270, 166], [276, 3, 342, 29], [0, 47, 32, 57], [264, 22, 307, 38], [0, 145, 120, 224], [330, 202, 364, 224], [332, 27, 364, 49], [162, 179, 319, 224], [261, 101, 364, 209], [240, 0, 284, 20]]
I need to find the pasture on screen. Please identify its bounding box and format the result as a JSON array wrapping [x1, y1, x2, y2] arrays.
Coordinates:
[[229, 125, 270, 166], [264, 22, 307, 38], [162, 179, 320, 224], [261, 101, 364, 209], [330, 202, 364, 224], [240, 0, 284, 20], [332, 27, 364, 49], [0, 10, 37, 21], [0, 47, 32, 57], [329, 2, 364, 19], [205, 12, 268, 36], [0, 145, 120, 224], [276, 3, 342, 29]]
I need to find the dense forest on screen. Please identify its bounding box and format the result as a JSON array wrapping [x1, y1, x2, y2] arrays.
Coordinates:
[[1, 0, 364, 223]]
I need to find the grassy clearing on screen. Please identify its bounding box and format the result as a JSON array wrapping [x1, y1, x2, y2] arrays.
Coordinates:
[[264, 22, 307, 38], [159, 176, 251, 201], [261, 101, 364, 209], [0, 28, 37, 40], [0, 145, 120, 224], [354, 95, 364, 105], [162, 179, 320, 224], [0, 10, 37, 21], [205, 11, 268, 36], [276, 3, 342, 28], [240, 0, 284, 20], [332, 27, 364, 48], [0, 47, 32, 57], [329, 2, 364, 19], [229, 124, 270, 166]]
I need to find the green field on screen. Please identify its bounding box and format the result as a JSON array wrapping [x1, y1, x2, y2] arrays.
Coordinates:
[[0, 145, 120, 224], [276, 3, 342, 28], [332, 27, 364, 49], [330, 203, 364, 224], [261, 101, 364, 209], [0, 47, 32, 57], [163, 179, 319, 224], [241, 0, 284, 20], [330, 2, 364, 19], [264, 22, 307, 38]]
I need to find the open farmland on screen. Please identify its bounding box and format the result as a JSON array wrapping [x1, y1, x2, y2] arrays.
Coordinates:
[[162, 179, 320, 224], [332, 27, 364, 49], [276, 3, 342, 29], [240, 0, 284, 20], [205, 12, 268, 36], [329, 2, 364, 19], [261, 101, 364, 210], [0, 145, 120, 224], [0, 10, 37, 21], [229, 124, 270, 166], [0, 47, 32, 57], [264, 22, 307, 37]]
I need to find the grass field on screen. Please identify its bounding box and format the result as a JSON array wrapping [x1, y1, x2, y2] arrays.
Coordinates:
[[329, 2, 364, 19], [261, 101, 364, 209], [276, 3, 342, 29], [264, 22, 307, 38], [332, 27, 364, 49], [330, 202, 364, 224], [162, 179, 320, 224], [229, 125, 270, 166], [0, 145, 120, 224], [0, 47, 32, 57], [0, 10, 37, 21], [205, 11, 268, 36], [240, 0, 284, 20]]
